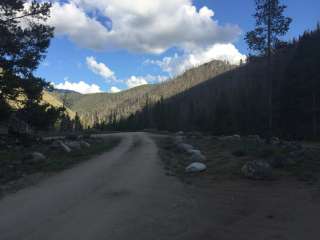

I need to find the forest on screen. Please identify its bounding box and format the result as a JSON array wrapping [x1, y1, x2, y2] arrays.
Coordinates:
[[86, 26, 319, 140], [1, 0, 319, 141]]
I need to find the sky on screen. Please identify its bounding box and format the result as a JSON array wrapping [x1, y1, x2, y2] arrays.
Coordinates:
[[35, 0, 320, 94]]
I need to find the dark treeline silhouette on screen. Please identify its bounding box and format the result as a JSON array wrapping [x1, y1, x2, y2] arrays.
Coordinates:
[[99, 26, 320, 140]]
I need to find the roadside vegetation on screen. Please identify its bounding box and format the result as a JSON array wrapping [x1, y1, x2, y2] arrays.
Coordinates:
[[0, 135, 121, 196], [156, 132, 320, 185]]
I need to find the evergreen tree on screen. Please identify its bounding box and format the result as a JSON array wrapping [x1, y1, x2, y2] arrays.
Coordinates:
[[245, 0, 291, 137], [74, 112, 83, 132], [0, 1, 54, 117]]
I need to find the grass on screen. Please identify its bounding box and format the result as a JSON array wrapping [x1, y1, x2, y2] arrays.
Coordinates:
[[156, 134, 320, 184], [42, 137, 121, 172], [0, 136, 122, 185]]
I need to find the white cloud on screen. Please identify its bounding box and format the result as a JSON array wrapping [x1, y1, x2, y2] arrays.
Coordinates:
[[48, 0, 241, 54], [148, 43, 246, 76], [124, 74, 168, 89], [54, 81, 102, 94], [109, 86, 121, 93], [125, 76, 148, 89], [86, 56, 115, 80], [48, 2, 110, 50]]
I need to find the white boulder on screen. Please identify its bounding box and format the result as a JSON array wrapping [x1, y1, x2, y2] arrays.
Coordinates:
[[185, 162, 207, 173], [187, 149, 201, 155]]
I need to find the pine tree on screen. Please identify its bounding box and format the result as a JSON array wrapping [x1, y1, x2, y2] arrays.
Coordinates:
[[74, 112, 83, 132], [0, 1, 54, 116], [245, 0, 291, 137]]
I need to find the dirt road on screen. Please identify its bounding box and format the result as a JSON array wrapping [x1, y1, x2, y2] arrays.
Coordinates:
[[0, 133, 196, 240], [0, 132, 319, 240]]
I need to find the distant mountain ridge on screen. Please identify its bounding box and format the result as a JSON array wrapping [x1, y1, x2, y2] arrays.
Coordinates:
[[51, 89, 80, 95], [47, 60, 235, 127]]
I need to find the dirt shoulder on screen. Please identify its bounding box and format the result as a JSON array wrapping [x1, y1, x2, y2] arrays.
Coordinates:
[[154, 133, 320, 240]]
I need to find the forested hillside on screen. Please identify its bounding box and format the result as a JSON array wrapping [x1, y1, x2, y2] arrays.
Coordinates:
[[52, 60, 235, 128], [108, 27, 320, 140]]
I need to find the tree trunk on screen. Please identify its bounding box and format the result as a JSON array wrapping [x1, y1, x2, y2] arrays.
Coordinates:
[[312, 86, 318, 139], [267, 0, 273, 139]]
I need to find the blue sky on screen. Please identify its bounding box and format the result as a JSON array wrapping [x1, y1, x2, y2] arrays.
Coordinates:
[[36, 0, 320, 94]]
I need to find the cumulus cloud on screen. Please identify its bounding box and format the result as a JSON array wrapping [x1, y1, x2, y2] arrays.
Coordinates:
[[109, 86, 121, 93], [124, 74, 168, 89], [48, 2, 110, 50], [147, 43, 247, 76], [86, 56, 115, 80], [54, 81, 102, 94], [48, 0, 241, 54], [125, 76, 148, 89]]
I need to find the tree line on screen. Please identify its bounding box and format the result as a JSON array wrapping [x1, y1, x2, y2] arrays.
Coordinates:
[[101, 25, 320, 140]]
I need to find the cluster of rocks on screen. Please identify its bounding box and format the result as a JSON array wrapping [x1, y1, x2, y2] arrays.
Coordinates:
[[240, 136, 306, 180], [0, 134, 94, 184], [20, 138, 92, 164], [48, 138, 91, 153], [173, 132, 207, 173], [174, 132, 308, 180]]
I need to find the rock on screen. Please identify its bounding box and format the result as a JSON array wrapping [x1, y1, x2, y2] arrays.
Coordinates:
[[185, 162, 207, 173], [177, 143, 194, 153], [241, 160, 272, 180], [66, 141, 82, 150], [187, 149, 201, 155], [80, 140, 91, 148], [58, 141, 72, 153], [190, 151, 207, 162], [220, 135, 241, 142], [271, 137, 280, 145], [24, 152, 46, 163]]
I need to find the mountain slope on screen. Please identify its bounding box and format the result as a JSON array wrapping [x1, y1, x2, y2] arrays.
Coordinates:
[[42, 91, 75, 118], [113, 27, 320, 139], [53, 60, 235, 127]]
